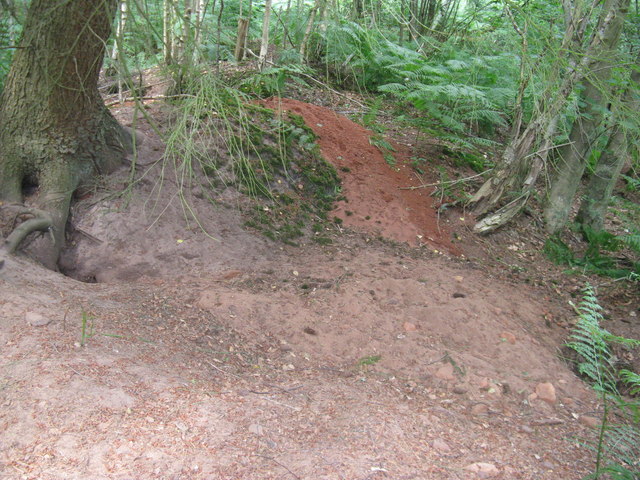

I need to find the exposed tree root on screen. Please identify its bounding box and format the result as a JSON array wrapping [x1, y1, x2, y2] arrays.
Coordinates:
[[0, 206, 54, 269]]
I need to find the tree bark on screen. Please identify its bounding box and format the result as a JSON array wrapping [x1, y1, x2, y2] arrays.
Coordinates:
[[163, 0, 175, 65], [576, 66, 640, 231], [258, 0, 273, 70], [299, 0, 320, 61], [543, 0, 629, 233], [0, 0, 131, 269], [467, 0, 630, 233], [235, 17, 250, 61]]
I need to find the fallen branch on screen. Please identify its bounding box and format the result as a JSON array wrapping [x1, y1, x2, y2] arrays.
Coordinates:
[[105, 93, 197, 107], [399, 169, 492, 190]]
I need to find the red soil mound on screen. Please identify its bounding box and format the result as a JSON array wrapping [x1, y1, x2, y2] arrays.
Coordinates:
[[261, 97, 458, 254]]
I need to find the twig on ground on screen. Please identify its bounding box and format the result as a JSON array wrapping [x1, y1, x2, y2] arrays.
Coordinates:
[[105, 93, 197, 107], [249, 384, 304, 395], [399, 169, 492, 190], [206, 361, 243, 379], [254, 454, 301, 479]]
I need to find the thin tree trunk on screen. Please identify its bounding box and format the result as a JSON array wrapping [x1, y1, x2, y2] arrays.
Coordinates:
[[399, 0, 405, 42], [258, 0, 272, 70], [299, 0, 319, 61], [242, 0, 252, 60], [543, 0, 629, 233], [163, 0, 174, 64], [192, 0, 208, 64], [110, 0, 128, 101], [504, 5, 528, 138], [468, 0, 630, 233], [576, 66, 640, 231], [216, 0, 224, 66], [182, 0, 193, 66], [235, 17, 250, 61]]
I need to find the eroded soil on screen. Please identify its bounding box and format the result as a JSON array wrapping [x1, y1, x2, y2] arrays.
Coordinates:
[[0, 92, 633, 479]]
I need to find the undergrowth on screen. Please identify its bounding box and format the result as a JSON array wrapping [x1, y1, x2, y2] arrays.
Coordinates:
[[161, 70, 339, 246], [566, 285, 640, 479], [544, 227, 640, 280]]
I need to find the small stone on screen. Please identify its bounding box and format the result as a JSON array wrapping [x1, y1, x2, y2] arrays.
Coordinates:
[[26, 311, 51, 327], [432, 438, 451, 452], [478, 377, 491, 389], [535, 382, 556, 404], [282, 363, 295, 371], [519, 425, 534, 434], [174, 421, 189, 433], [464, 462, 499, 477], [248, 423, 264, 435], [579, 416, 599, 429], [499, 331, 516, 344], [471, 403, 489, 416], [403, 321, 417, 332], [453, 385, 467, 394], [435, 363, 455, 381]]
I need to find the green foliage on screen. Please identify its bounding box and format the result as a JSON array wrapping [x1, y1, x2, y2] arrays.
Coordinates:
[[378, 49, 515, 145], [621, 174, 640, 193], [566, 285, 640, 479], [544, 228, 640, 279], [162, 70, 339, 245], [236, 65, 313, 98], [80, 310, 95, 348], [357, 355, 381, 366]]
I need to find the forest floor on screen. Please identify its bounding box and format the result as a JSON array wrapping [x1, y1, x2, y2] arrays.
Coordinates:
[[1, 71, 638, 479]]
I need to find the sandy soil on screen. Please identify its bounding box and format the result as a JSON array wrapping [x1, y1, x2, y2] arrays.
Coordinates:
[[0, 95, 619, 480]]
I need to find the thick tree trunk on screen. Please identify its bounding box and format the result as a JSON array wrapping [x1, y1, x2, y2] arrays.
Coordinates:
[[0, 0, 131, 269]]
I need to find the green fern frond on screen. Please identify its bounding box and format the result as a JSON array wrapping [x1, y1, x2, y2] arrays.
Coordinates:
[[567, 284, 618, 393], [620, 234, 640, 253], [619, 370, 640, 395]]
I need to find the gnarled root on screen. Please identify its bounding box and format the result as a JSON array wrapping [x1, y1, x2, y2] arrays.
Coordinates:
[[0, 206, 55, 269]]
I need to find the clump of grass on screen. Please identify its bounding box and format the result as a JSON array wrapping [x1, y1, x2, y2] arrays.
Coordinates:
[[160, 70, 340, 245]]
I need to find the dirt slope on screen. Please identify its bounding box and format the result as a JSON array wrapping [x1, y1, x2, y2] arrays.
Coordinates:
[[0, 98, 604, 479]]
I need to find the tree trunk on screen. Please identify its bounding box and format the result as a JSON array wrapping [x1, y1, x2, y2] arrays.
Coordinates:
[[109, 0, 128, 101], [576, 66, 640, 231], [543, 0, 629, 234], [299, 0, 319, 61], [163, 0, 175, 65], [467, 0, 629, 233], [243, 0, 253, 60], [0, 0, 131, 269], [192, 0, 208, 64], [235, 17, 250, 61], [353, 0, 363, 19], [258, 0, 273, 70]]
